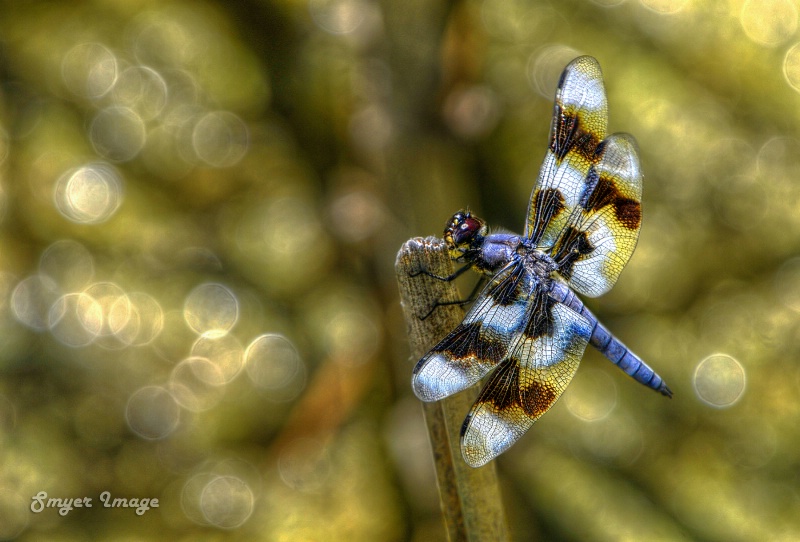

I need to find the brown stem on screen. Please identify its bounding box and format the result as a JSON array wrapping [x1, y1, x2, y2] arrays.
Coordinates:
[[396, 236, 509, 542]]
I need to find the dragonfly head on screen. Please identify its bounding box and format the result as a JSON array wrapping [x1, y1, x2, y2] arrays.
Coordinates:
[[443, 210, 487, 260]]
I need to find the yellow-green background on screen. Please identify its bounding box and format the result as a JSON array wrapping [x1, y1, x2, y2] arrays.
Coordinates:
[[0, 0, 798, 540]]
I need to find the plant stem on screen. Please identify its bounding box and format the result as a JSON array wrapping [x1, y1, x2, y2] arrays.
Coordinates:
[[396, 236, 509, 542]]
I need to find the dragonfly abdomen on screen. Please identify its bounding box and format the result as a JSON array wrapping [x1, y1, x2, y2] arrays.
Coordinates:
[[548, 281, 672, 397]]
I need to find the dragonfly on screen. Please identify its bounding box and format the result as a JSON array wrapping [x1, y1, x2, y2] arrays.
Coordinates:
[[411, 56, 672, 468]]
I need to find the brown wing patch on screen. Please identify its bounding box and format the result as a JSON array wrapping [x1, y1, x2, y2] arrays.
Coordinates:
[[523, 288, 558, 339], [551, 227, 594, 281], [550, 106, 602, 163], [486, 261, 527, 307], [582, 173, 642, 230], [551, 133, 643, 297], [412, 260, 534, 403], [459, 301, 592, 467], [519, 376, 558, 418], [465, 356, 558, 419], [524, 56, 608, 246], [439, 321, 507, 363], [528, 187, 567, 245], [479, 357, 521, 412]]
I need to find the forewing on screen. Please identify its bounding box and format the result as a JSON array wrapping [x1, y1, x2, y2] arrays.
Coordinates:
[[550, 133, 643, 297], [412, 260, 532, 402], [460, 292, 592, 467], [524, 56, 608, 247]]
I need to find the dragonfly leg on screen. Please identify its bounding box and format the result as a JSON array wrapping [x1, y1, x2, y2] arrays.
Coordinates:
[[414, 270, 486, 321]]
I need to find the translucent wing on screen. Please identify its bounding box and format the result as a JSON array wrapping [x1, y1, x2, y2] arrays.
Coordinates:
[[524, 55, 608, 248], [550, 133, 643, 297], [412, 260, 531, 402], [460, 292, 592, 467]]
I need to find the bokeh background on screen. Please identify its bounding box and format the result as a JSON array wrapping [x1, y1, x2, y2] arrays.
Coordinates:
[[0, 0, 798, 540]]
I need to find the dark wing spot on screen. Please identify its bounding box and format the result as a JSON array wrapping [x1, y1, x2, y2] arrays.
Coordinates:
[[550, 105, 577, 161], [614, 198, 642, 229], [524, 289, 557, 339], [435, 321, 507, 365], [474, 355, 557, 419], [535, 188, 567, 225], [520, 378, 557, 418], [459, 359, 520, 439], [529, 188, 566, 245], [552, 227, 594, 279], [471, 357, 520, 413], [487, 262, 527, 306], [549, 107, 600, 163], [579, 166, 600, 208], [438, 321, 482, 359], [582, 176, 615, 210], [582, 175, 642, 230]]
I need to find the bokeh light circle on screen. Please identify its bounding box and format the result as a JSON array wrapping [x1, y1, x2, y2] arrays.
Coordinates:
[[61, 42, 118, 99], [127, 291, 164, 346], [278, 438, 331, 492], [112, 65, 169, 121], [169, 356, 226, 412], [181, 472, 217, 525], [245, 333, 302, 391], [528, 45, 583, 99], [54, 162, 124, 224], [327, 310, 379, 367], [191, 332, 244, 385], [589, 0, 626, 6], [564, 367, 618, 422], [128, 12, 195, 67], [183, 283, 239, 334], [11, 274, 61, 331], [309, 0, 367, 34], [442, 85, 499, 140], [234, 195, 335, 297], [125, 385, 181, 439], [199, 475, 254, 529], [694, 354, 746, 408], [783, 42, 800, 92], [191, 111, 249, 167], [577, 412, 644, 466], [349, 105, 393, 152], [82, 282, 133, 349], [48, 292, 103, 347], [639, 0, 688, 14], [90, 106, 147, 161], [740, 0, 798, 47], [39, 239, 95, 291], [328, 185, 385, 243], [774, 257, 800, 312]]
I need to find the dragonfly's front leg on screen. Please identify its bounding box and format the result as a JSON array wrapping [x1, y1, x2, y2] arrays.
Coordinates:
[[410, 264, 484, 320], [409, 262, 472, 282]]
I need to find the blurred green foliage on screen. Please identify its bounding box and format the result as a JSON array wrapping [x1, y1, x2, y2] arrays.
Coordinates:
[[0, 0, 800, 540]]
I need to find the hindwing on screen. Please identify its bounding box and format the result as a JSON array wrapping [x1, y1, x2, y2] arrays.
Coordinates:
[[412, 260, 530, 402], [550, 133, 643, 297], [460, 294, 592, 467]]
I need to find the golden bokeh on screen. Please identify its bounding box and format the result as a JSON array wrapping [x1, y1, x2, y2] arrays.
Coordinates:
[[0, 0, 798, 540]]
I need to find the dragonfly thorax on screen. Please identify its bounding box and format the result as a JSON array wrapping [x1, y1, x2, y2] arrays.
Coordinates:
[[523, 244, 558, 281]]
